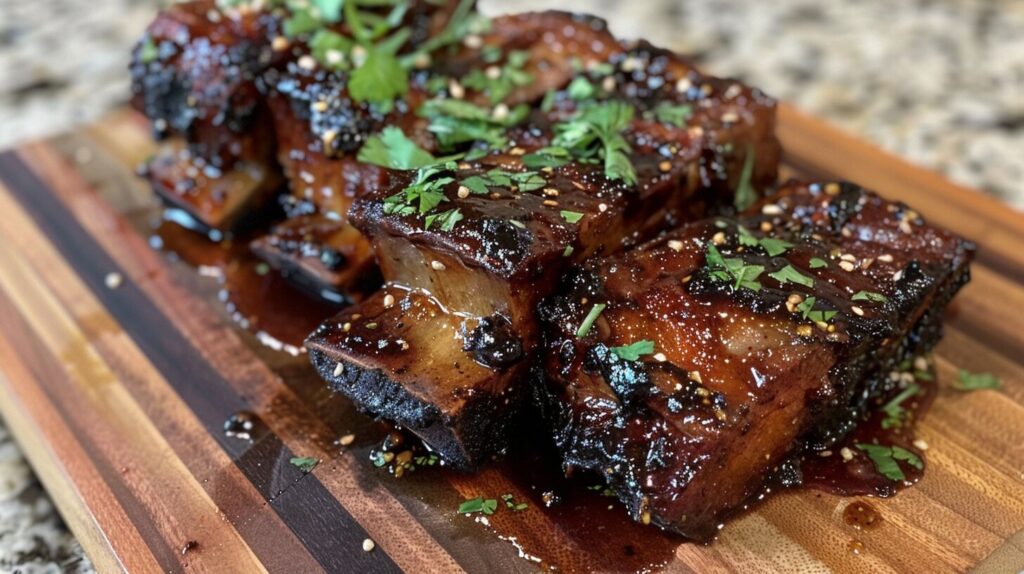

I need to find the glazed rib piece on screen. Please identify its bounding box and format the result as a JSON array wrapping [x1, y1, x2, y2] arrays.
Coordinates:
[[306, 26, 781, 468], [536, 180, 974, 539]]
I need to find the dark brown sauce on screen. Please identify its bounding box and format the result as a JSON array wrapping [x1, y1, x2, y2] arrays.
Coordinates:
[[842, 501, 882, 530], [153, 209, 343, 353], [154, 210, 936, 572]]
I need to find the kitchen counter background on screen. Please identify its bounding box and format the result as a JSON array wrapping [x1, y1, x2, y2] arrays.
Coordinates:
[[0, 0, 1021, 571]]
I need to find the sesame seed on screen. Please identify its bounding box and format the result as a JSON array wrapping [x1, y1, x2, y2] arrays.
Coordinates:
[[509, 147, 526, 156], [598, 203, 608, 213], [760, 221, 773, 232], [688, 371, 703, 383], [840, 253, 857, 262], [840, 447, 854, 462], [723, 84, 742, 99], [325, 49, 344, 66], [449, 80, 465, 100], [658, 161, 672, 173], [893, 269, 904, 281], [412, 53, 431, 69], [687, 126, 704, 138], [675, 78, 692, 93], [878, 254, 894, 263], [621, 56, 642, 72], [602, 76, 616, 92], [492, 103, 510, 121], [711, 231, 726, 245], [104, 272, 123, 289], [914, 356, 929, 371], [485, 65, 501, 80], [431, 261, 446, 271], [272, 36, 289, 51], [819, 450, 833, 457], [543, 188, 559, 197], [543, 199, 558, 207], [839, 261, 856, 272], [824, 183, 841, 195], [721, 112, 739, 123], [667, 239, 684, 252], [339, 434, 355, 446], [333, 362, 344, 377], [653, 353, 667, 362], [383, 294, 395, 308], [321, 130, 337, 148], [457, 185, 470, 199], [913, 439, 929, 451], [851, 306, 864, 316], [297, 55, 316, 70], [362, 539, 375, 552], [463, 34, 482, 49], [342, 322, 352, 332], [899, 220, 913, 234], [313, 100, 328, 112], [761, 204, 783, 215], [797, 325, 813, 337]]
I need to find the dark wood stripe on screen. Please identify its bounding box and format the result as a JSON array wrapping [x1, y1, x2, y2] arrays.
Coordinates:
[[0, 151, 401, 574], [0, 283, 180, 572]]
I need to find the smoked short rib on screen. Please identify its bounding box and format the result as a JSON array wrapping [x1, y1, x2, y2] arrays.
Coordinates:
[[536, 180, 974, 539], [307, 34, 781, 468]]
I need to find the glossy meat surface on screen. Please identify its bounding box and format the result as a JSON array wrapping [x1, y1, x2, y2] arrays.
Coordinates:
[[309, 21, 781, 467], [536, 180, 974, 539]]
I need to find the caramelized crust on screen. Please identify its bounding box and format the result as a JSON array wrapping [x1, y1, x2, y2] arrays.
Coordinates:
[[536, 181, 974, 539]]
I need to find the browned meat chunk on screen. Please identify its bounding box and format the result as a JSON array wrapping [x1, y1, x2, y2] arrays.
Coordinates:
[[306, 28, 781, 468], [535, 181, 974, 539]]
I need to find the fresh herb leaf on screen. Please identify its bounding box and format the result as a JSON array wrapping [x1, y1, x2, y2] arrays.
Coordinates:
[[138, 37, 159, 64], [769, 265, 814, 287], [567, 76, 597, 100], [522, 146, 572, 169], [796, 296, 838, 323], [501, 493, 529, 511], [705, 243, 764, 292], [563, 246, 574, 257], [358, 126, 439, 169], [809, 257, 829, 269], [733, 145, 757, 211], [349, 45, 408, 108], [423, 208, 464, 232], [312, 0, 344, 23], [289, 456, 319, 473], [309, 29, 353, 70], [576, 303, 606, 338], [852, 291, 888, 303], [382, 162, 456, 223], [610, 340, 655, 361], [419, 99, 528, 151], [856, 444, 922, 481], [881, 383, 920, 429], [551, 101, 637, 185], [560, 210, 584, 224], [459, 497, 498, 515], [283, 9, 321, 38], [759, 237, 793, 257], [461, 50, 533, 104], [954, 370, 1001, 392], [644, 102, 693, 127]]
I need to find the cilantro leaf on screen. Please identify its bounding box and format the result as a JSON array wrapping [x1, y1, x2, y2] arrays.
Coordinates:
[[309, 30, 353, 70], [289, 456, 319, 473], [733, 145, 757, 211], [283, 9, 321, 38], [809, 257, 829, 269], [852, 291, 888, 303], [880, 383, 920, 429], [349, 45, 408, 107], [419, 99, 527, 151], [522, 146, 572, 169], [459, 497, 498, 515], [759, 237, 794, 257], [954, 370, 1001, 392], [769, 265, 814, 287], [138, 37, 159, 64], [358, 127, 439, 169], [644, 102, 693, 127], [424, 208, 463, 232], [795, 296, 837, 323], [551, 101, 637, 185], [610, 340, 655, 361], [560, 210, 584, 224], [856, 444, 921, 481], [705, 243, 763, 292], [312, 0, 343, 23]]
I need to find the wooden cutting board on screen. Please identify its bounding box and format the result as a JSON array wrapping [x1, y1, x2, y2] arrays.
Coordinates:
[[0, 105, 1021, 574]]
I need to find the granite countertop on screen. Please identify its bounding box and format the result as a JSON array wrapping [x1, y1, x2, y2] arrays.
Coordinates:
[[0, 0, 1021, 570]]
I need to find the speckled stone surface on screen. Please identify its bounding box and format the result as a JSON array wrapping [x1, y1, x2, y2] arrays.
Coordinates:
[[0, 0, 1021, 570]]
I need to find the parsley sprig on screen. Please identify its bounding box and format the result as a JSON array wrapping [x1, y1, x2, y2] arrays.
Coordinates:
[[705, 243, 764, 292], [459, 497, 498, 515], [856, 444, 923, 481], [954, 370, 1001, 392], [461, 50, 534, 104], [880, 383, 920, 429], [383, 161, 456, 221], [610, 340, 655, 361], [419, 99, 529, 152], [795, 296, 837, 323], [529, 101, 638, 185]]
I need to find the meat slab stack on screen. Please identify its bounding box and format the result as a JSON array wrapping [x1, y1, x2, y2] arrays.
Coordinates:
[[131, 0, 973, 538]]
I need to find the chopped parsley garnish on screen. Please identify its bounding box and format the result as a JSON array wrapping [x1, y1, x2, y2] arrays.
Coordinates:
[[563, 246, 575, 257], [954, 370, 1001, 392], [643, 102, 694, 127], [560, 210, 584, 224], [550, 100, 637, 185], [423, 208, 463, 232], [413, 453, 440, 467], [461, 50, 533, 103], [309, 30, 354, 70], [419, 99, 528, 151], [769, 265, 814, 288], [880, 383, 920, 429], [733, 145, 757, 211], [586, 484, 616, 497], [501, 493, 529, 511], [349, 44, 408, 109], [610, 340, 655, 361], [138, 37, 159, 64], [522, 146, 572, 169], [852, 291, 888, 303], [705, 243, 763, 292], [736, 226, 793, 256], [809, 257, 829, 269], [461, 169, 545, 194], [795, 296, 837, 323], [576, 303, 606, 338], [289, 456, 319, 473], [459, 497, 498, 515], [383, 162, 456, 224], [357, 126, 440, 169], [566, 76, 597, 100], [856, 444, 923, 481]]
